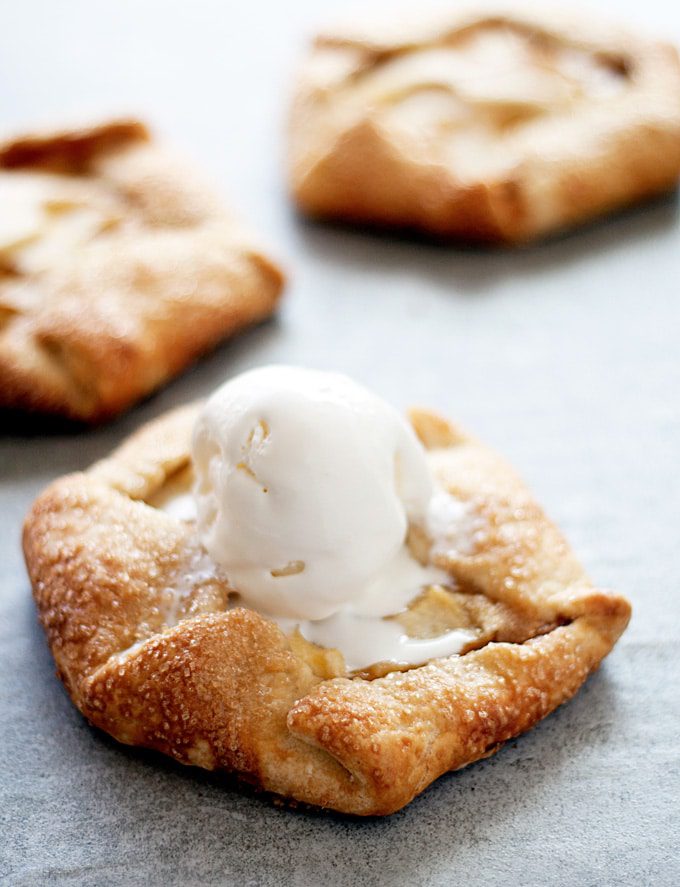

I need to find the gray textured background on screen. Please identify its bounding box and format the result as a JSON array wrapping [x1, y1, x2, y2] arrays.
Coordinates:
[[1, 1, 679, 884]]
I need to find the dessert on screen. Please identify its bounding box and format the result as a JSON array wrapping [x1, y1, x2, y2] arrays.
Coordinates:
[[23, 367, 631, 814], [192, 367, 474, 666], [0, 119, 284, 422], [289, 6, 680, 243]]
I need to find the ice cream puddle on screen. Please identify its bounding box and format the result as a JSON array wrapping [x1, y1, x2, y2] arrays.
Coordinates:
[[158, 367, 481, 670]]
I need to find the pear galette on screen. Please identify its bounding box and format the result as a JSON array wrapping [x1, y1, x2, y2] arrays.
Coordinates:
[[23, 402, 630, 814], [0, 119, 283, 422], [289, 6, 680, 243]]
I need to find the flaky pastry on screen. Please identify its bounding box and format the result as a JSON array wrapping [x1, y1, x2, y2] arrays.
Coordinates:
[[23, 402, 630, 815], [289, 5, 680, 243], [0, 120, 284, 421]]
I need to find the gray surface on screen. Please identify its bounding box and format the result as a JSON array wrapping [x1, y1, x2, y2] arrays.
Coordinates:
[[1, 1, 679, 884]]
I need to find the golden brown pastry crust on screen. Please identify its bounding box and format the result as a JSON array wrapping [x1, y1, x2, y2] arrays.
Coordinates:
[[23, 403, 630, 815], [0, 120, 284, 422], [288, 5, 680, 243]]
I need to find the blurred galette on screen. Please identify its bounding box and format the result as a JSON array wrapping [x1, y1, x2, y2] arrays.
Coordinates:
[[289, 5, 680, 243], [0, 119, 283, 422]]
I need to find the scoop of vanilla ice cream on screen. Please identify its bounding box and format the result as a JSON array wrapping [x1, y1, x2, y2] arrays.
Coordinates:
[[192, 366, 433, 621]]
